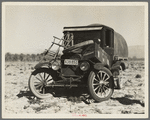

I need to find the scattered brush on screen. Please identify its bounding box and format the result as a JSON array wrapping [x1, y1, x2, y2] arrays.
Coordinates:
[[94, 108, 102, 114], [31, 67, 34, 70], [68, 96, 82, 103], [135, 74, 141, 78], [5, 65, 10, 69], [33, 104, 51, 112], [7, 73, 11, 75], [33, 102, 58, 113], [121, 110, 131, 114], [28, 98, 43, 105]]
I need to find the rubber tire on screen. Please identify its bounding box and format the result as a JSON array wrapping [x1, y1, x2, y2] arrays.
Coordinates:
[[111, 68, 120, 89], [116, 78, 122, 89], [29, 68, 56, 99], [88, 67, 114, 102], [118, 66, 123, 89]]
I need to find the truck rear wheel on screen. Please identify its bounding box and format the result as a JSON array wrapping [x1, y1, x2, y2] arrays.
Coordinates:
[[88, 67, 114, 102]]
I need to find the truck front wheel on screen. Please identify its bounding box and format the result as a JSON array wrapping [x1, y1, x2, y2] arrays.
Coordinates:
[[29, 68, 56, 99], [88, 67, 114, 102]]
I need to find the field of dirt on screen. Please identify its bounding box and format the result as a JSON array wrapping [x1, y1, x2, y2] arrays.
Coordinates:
[[4, 60, 145, 116]]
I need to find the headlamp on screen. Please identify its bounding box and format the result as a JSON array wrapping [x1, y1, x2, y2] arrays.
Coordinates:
[[80, 61, 90, 71], [51, 61, 60, 70]]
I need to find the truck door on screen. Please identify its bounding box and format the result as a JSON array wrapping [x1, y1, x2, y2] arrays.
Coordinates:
[[104, 29, 114, 56]]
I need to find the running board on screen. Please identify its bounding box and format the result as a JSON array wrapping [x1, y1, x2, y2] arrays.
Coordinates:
[[46, 84, 87, 88]]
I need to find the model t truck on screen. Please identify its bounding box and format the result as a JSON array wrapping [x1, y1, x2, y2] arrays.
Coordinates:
[[29, 24, 128, 102]]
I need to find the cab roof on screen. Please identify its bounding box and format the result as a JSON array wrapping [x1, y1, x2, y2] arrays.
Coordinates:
[[63, 24, 114, 32]]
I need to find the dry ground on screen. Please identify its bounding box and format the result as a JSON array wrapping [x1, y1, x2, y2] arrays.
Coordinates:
[[4, 60, 145, 115]]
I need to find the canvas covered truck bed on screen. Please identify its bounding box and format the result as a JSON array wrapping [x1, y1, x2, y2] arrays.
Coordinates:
[[114, 31, 128, 59]]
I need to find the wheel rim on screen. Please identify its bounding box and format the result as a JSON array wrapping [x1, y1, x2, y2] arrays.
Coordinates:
[[31, 72, 53, 95], [92, 71, 111, 98]]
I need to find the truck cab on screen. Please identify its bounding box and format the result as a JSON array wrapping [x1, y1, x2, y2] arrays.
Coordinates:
[[61, 24, 128, 75]]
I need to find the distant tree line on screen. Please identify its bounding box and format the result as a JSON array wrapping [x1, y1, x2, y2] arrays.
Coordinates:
[[5, 52, 61, 62], [128, 56, 144, 61], [5, 52, 144, 62]]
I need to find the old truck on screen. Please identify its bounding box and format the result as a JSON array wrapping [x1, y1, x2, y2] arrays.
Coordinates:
[[28, 24, 128, 102]]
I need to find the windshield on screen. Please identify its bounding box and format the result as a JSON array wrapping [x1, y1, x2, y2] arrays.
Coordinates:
[[63, 30, 102, 47]]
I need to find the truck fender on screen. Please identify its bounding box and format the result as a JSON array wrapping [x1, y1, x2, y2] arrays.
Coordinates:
[[112, 61, 126, 71], [111, 65, 120, 71], [93, 63, 104, 70], [120, 62, 126, 70], [34, 62, 50, 69], [94, 63, 110, 70]]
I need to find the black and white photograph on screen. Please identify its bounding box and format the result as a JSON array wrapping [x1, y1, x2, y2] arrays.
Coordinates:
[[2, 2, 148, 118]]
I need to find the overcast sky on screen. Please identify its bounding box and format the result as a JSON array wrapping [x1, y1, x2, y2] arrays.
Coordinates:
[[3, 2, 147, 54]]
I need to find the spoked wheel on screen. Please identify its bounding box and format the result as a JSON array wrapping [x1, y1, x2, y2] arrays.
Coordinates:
[[88, 67, 114, 102], [29, 68, 56, 99]]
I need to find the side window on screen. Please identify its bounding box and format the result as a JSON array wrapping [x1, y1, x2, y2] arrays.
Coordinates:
[[105, 30, 112, 48]]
